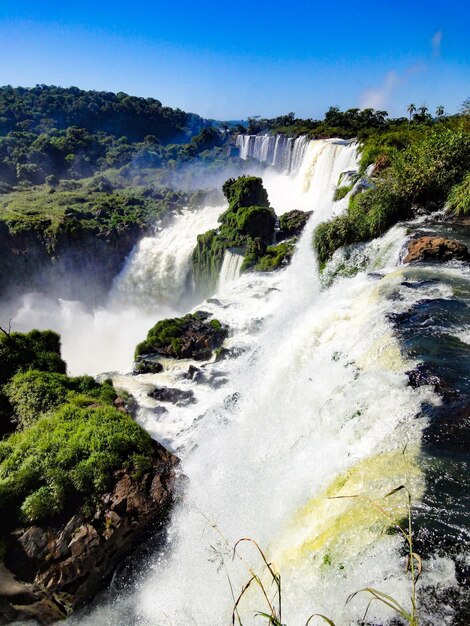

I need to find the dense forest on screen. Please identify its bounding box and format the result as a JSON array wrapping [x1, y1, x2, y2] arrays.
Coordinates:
[[0, 85, 229, 186]]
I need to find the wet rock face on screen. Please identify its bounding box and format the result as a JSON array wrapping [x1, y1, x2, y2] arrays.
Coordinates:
[[133, 356, 164, 375], [403, 236, 470, 264], [148, 386, 195, 406], [0, 441, 178, 625]]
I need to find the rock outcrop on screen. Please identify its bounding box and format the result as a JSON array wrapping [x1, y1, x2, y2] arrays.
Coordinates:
[[403, 236, 470, 264], [276, 209, 312, 242], [148, 386, 195, 406], [135, 311, 228, 362], [0, 441, 178, 624]]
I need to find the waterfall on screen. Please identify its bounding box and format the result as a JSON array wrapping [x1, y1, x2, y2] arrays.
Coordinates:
[[236, 134, 309, 174], [69, 140, 466, 625], [217, 249, 244, 293], [111, 205, 225, 311]]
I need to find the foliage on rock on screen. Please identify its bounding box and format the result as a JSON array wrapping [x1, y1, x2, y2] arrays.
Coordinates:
[[192, 176, 275, 293], [135, 311, 228, 361], [314, 125, 470, 267]]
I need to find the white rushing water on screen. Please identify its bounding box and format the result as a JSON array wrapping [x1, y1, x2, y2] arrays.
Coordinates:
[[236, 134, 309, 173], [69, 138, 460, 625], [7, 205, 226, 375], [217, 249, 245, 293], [112, 205, 225, 310]]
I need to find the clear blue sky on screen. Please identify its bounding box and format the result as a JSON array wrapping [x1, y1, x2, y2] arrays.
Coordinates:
[[0, 0, 468, 120]]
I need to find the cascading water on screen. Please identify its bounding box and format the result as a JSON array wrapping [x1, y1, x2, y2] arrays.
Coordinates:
[[236, 134, 309, 173], [111, 205, 225, 311], [69, 140, 469, 625], [8, 205, 226, 375], [217, 249, 245, 294]]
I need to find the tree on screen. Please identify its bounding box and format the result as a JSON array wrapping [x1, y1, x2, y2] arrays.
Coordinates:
[[460, 97, 470, 116], [418, 104, 429, 117], [407, 103, 416, 121], [435, 105, 445, 118]]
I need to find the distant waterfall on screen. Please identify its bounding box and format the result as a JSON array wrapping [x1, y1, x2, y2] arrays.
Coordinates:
[[236, 134, 309, 173], [217, 249, 244, 293]]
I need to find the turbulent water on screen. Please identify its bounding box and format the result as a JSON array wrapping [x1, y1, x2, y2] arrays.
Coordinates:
[[7, 136, 469, 624], [217, 249, 245, 293], [5, 205, 225, 375]]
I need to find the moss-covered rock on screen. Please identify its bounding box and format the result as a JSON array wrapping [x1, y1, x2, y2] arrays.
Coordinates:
[[242, 239, 297, 272], [192, 176, 276, 294], [222, 175, 269, 208], [135, 311, 228, 361], [277, 209, 312, 241]]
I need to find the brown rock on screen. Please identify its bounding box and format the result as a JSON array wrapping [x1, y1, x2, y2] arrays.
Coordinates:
[[0, 441, 179, 624], [403, 236, 470, 264]]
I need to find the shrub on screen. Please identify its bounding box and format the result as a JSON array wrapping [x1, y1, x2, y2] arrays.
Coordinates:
[[447, 174, 470, 215], [333, 185, 352, 201], [0, 402, 153, 528], [0, 329, 66, 436], [314, 126, 470, 266], [4, 370, 117, 429], [242, 240, 296, 272]]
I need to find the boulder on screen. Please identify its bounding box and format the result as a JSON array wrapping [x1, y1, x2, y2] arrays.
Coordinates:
[[0, 442, 178, 624], [135, 311, 228, 362], [277, 210, 312, 242], [133, 356, 164, 375], [148, 386, 195, 406], [403, 236, 470, 264]]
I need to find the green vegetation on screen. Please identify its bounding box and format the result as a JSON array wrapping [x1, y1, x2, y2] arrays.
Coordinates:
[[333, 185, 352, 201], [314, 124, 470, 267], [242, 239, 296, 272], [0, 329, 66, 435], [0, 402, 152, 527], [135, 312, 228, 360], [0, 85, 231, 185], [192, 176, 276, 292], [4, 370, 116, 429], [0, 178, 213, 239], [447, 173, 470, 216], [0, 328, 154, 534], [244, 107, 391, 140]]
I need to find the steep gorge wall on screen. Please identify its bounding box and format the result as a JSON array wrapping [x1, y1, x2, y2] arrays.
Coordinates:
[[0, 222, 149, 304]]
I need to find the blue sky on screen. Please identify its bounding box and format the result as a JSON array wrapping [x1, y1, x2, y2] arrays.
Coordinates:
[[0, 0, 468, 120]]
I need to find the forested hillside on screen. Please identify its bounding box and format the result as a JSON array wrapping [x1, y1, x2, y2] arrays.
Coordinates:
[[0, 85, 227, 185]]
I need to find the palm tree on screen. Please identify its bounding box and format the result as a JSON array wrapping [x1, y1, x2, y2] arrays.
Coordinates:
[[407, 103, 416, 121], [435, 105, 445, 118], [418, 104, 429, 117]]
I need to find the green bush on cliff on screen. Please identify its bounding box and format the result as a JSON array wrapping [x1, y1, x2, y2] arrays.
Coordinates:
[[447, 174, 470, 215], [333, 185, 352, 201], [0, 402, 153, 527], [0, 329, 67, 435], [0, 329, 155, 531], [314, 126, 470, 266], [5, 370, 116, 429]]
